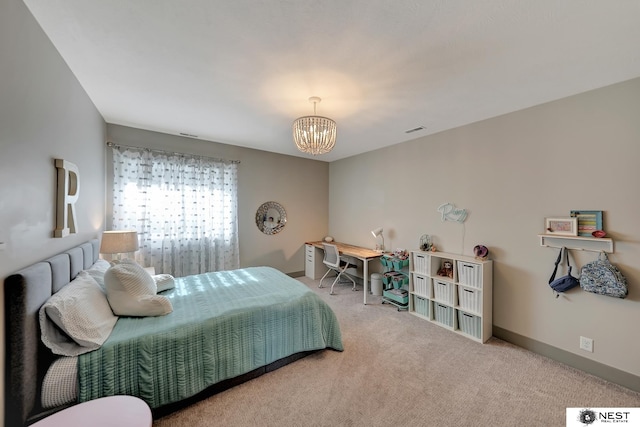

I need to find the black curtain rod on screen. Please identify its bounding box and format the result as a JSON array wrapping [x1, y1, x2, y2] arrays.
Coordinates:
[[106, 141, 240, 164]]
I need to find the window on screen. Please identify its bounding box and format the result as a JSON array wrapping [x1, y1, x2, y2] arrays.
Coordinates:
[[111, 146, 239, 276]]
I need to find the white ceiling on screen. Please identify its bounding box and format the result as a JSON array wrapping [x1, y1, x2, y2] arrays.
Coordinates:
[[24, 1, 640, 162]]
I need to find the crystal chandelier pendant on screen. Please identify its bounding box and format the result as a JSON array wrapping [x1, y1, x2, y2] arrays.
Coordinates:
[[292, 97, 337, 155]]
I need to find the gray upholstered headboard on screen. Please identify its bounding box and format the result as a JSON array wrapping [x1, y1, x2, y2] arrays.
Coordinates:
[[4, 239, 99, 427]]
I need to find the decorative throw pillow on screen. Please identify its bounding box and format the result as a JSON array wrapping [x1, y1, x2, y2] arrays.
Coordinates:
[[82, 258, 112, 290], [153, 274, 176, 293], [41, 356, 77, 408], [39, 271, 118, 356], [104, 259, 173, 316]]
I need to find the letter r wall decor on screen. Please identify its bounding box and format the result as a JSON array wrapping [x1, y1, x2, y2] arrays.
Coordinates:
[[54, 158, 80, 237]]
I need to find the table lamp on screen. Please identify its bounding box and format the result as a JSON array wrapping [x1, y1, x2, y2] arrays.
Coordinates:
[[371, 227, 385, 252], [100, 230, 139, 260]]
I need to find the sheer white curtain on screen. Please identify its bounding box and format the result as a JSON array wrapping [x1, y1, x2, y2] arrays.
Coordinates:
[[111, 146, 239, 277]]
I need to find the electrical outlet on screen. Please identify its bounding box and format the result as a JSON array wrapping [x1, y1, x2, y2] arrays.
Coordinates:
[[580, 336, 594, 353]]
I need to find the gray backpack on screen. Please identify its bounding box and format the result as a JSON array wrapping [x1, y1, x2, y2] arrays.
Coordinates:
[[579, 252, 628, 298]]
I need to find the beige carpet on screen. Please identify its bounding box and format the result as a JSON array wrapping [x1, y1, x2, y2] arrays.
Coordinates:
[[154, 277, 640, 427]]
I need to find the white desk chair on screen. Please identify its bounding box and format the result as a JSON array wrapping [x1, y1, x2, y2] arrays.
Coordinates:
[[319, 243, 358, 294]]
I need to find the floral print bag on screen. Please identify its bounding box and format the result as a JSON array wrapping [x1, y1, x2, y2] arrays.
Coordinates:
[[579, 251, 628, 298]]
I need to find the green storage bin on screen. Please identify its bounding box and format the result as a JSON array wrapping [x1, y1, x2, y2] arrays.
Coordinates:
[[383, 288, 408, 305], [392, 258, 410, 270], [391, 274, 408, 289], [383, 271, 403, 286]]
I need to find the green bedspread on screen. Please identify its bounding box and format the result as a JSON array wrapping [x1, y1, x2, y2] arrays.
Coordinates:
[[77, 267, 343, 408]]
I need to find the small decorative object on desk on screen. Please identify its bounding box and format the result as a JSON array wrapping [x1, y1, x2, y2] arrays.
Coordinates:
[[419, 234, 432, 251], [473, 245, 489, 260], [324, 236, 334, 242]]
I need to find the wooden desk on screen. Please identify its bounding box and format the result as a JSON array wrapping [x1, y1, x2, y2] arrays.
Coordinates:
[[306, 241, 383, 305]]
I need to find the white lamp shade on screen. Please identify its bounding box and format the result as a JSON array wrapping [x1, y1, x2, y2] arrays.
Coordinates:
[[371, 227, 385, 252], [100, 230, 139, 254]]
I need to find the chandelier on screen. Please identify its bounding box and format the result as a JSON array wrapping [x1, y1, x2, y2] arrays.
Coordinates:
[[292, 97, 337, 155]]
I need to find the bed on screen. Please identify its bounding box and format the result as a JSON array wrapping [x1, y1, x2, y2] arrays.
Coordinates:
[[4, 239, 343, 427]]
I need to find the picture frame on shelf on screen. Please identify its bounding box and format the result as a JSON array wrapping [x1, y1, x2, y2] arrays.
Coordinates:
[[570, 210, 603, 237], [544, 217, 578, 236]]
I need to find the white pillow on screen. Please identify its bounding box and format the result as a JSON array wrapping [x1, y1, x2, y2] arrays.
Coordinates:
[[104, 259, 173, 317], [41, 356, 77, 408], [39, 271, 118, 356], [153, 274, 176, 293], [82, 258, 112, 290]]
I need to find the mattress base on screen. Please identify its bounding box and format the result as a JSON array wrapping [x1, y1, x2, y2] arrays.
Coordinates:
[[152, 349, 316, 418], [28, 350, 317, 425]]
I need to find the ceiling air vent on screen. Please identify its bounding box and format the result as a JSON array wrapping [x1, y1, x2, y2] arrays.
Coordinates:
[[179, 132, 199, 138], [404, 126, 426, 134]]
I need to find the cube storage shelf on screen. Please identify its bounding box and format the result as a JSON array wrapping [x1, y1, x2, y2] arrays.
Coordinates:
[[409, 250, 493, 343]]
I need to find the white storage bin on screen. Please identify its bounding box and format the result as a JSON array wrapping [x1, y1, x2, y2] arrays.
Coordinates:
[[433, 280, 455, 305], [412, 274, 429, 296], [413, 295, 429, 317], [413, 253, 429, 275], [457, 286, 482, 314], [434, 303, 454, 327], [457, 262, 482, 289], [457, 311, 481, 339]]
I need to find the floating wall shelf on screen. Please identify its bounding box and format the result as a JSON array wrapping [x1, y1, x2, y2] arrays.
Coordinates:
[[538, 234, 614, 253]]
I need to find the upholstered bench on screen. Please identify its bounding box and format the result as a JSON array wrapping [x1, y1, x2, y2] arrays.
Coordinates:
[[32, 396, 152, 427]]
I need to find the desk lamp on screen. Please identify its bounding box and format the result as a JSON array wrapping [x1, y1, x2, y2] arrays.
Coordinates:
[[371, 227, 385, 253], [100, 230, 139, 261]]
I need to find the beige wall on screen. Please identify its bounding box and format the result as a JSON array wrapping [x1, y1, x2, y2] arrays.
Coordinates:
[[0, 0, 107, 422], [106, 124, 329, 274], [329, 77, 640, 378]]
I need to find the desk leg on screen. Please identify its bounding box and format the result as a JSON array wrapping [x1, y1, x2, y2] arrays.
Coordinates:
[[363, 258, 368, 305]]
